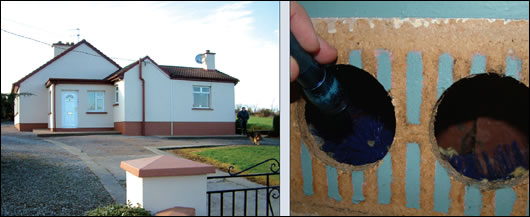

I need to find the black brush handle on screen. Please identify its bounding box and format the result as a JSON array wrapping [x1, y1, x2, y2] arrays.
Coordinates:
[[291, 32, 349, 115]]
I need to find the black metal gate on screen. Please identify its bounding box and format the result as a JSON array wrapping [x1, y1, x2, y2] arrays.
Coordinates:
[[207, 158, 279, 216]]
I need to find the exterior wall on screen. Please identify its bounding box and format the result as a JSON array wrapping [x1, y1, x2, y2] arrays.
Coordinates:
[[143, 60, 172, 122], [55, 84, 115, 129], [114, 122, 142, 136], [16, 43, 119, 128], [113, 80, 125, 122], [120, 59, 236, 135], [171, 122, 234, 135], [145, 122, 171, 136], [123, 64, 142, 122], [15, 123, 48, 131], [114, 121, 235, 136], [171, 79, 235, 122]]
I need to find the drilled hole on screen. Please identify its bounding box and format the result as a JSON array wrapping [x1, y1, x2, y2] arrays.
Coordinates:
[[305, 65, 396, 166], [434, 73, 529, 182]]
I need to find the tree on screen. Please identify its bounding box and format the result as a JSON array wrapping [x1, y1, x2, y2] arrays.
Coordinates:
[[235, 104, 243, 113], [1, 93, 34, 121], [248, 104, 259, 115]]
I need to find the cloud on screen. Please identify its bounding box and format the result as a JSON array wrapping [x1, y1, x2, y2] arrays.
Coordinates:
[[1, 2, 279, 109], [215, 1, 252, 12]]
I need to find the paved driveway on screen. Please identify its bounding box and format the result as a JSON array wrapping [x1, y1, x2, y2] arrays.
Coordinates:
[[1, 123, 280, 215], [1, 122, 113, 216]]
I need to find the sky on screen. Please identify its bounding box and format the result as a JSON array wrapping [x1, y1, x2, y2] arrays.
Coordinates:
[[1, 1, 279, 110]]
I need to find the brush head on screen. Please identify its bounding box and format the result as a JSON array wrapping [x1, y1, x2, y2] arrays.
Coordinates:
[[305, 64, 396, 166], [291, 32, 349, 116], [302, 67, 350, 116]]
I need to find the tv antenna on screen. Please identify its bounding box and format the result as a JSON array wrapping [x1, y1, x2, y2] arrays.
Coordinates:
[[69, 28, 80, 42]]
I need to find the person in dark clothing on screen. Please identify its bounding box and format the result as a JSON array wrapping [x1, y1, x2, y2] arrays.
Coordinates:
[[237, 107, 250, 135]]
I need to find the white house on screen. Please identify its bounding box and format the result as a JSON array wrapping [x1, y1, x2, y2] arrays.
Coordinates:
[[12, 40, 239, 136]]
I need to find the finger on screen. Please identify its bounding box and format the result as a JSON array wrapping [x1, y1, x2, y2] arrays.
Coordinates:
[[290, 1, 319, 53], [290, 56, 299, 82], [313, 36, 338, 64]]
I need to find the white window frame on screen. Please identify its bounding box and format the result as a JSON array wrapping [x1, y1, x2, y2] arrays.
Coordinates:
[[114, 85, 119, 104], [192, 86, 211, 108], [87, 91, 105, 112]]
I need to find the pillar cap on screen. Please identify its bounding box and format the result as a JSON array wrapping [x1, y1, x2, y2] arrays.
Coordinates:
[[120, 155, 215, 177], [155, 206, 196, 216]]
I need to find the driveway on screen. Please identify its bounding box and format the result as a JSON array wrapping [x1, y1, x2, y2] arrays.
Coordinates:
[[1, 122, 280, 215], [1, 122, 113, 216]]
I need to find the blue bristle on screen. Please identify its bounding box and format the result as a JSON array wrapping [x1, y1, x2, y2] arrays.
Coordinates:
[[510, 141, 526, 169], [449, 154, 463, 172], [481, 151, 496, 180], [319, 114, 393, 166], [462, 153, 479, 179]]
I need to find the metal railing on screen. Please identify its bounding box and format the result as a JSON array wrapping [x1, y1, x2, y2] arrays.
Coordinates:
[[207, 158, 279, 216]]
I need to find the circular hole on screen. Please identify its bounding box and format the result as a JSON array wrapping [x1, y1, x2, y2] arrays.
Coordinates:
[[434, 73, 529, 183], [305, 65, 396, 166]]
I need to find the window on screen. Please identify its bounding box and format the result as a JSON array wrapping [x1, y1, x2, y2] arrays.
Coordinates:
[[88, 91, 104, 112], [114, 85, 119, 104], [192, 86, 210, 108]]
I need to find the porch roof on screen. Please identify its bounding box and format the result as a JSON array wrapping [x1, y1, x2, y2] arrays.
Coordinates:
[[45, 78, 113, 88]]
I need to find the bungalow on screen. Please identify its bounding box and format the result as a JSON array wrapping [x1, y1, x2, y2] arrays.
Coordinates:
[[12, 40, 239, 136]]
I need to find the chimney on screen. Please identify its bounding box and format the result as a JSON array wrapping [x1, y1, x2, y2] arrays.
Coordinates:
[[52, 41, 74, 57], [202, 50, 215, 70]]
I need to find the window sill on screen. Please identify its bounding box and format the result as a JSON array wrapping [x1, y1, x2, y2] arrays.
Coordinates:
[[86, 112, 107, 114], [113, 103, 119, 107], [192, 108, 213, 111]]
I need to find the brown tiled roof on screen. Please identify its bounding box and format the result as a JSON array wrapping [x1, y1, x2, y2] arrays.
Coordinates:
[[159, 65, 239, 84], [104, 61, 139, 81], [105, 56, 239, 84], [11, 39, 122, 93]]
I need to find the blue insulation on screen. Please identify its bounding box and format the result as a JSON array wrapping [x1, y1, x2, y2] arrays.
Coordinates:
[[318, 114, 394, 166], [445, 141, 528, 181]]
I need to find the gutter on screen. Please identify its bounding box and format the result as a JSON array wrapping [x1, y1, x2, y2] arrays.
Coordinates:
[[139, 59, 145, 136], [170, 77, 174, 136]]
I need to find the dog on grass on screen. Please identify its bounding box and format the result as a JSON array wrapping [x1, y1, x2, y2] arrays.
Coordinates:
[[247, 131, 263, 146]]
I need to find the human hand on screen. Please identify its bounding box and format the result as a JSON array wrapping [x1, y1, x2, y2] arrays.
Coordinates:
[[290, 1, 337, 82]]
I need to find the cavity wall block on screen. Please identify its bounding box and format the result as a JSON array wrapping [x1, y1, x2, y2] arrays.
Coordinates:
[[290, 18, 529, 216]]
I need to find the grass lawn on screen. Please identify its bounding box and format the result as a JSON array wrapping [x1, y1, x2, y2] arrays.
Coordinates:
[[171, 145, 280, 186], [246, 115, 273, 131]]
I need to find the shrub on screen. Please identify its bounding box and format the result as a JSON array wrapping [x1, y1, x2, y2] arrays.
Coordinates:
[[235, 118, 242, 134], [272, 114, 280, 137], [86, 201, 151, 216], [262, 108, 273, 117]]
